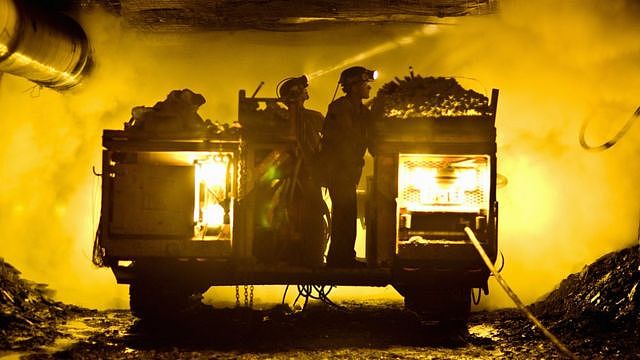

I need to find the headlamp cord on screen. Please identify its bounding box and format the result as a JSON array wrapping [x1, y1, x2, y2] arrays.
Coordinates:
[[276, 77, 294, 98], [330, 82, 339, 103]]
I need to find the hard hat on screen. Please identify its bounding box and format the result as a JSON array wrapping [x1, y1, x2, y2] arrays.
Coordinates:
[[339, 66, 378, 86], [278, 75, 309, 99]]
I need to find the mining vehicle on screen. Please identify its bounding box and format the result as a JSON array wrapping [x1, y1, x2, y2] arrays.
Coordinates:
[[93, 77, 499, 324]]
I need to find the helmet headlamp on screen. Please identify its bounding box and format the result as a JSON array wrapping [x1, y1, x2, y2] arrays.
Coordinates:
[[278, 75, 309, 99], [339, 66, 378, 85]]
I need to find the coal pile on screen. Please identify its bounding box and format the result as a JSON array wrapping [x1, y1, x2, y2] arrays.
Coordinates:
[[531, 244, 639, 325], [0, 258, 91, 350], [370, 75, 491, 119], [481, 245, 639, 358], [531, 245, 639, 343]]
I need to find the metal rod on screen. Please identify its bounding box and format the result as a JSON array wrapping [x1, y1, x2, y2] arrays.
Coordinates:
[[464, 226, 579, 360], [251, 81, 264, 98]]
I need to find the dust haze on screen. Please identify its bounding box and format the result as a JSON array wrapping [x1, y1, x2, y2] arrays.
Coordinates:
[[0, 0, 638, 309]]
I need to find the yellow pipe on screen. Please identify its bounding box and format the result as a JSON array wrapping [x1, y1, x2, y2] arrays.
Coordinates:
[[0, 0, 91, 90]]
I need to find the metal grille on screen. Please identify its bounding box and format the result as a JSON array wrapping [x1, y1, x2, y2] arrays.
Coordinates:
[[400, 186, 485, 206], [398, 154, 490, 212]]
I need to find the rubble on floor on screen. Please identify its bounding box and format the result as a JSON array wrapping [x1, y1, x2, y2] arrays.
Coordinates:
[[1, 244, 638, 358], [0, 258, 92, 351], [531, 244, 639, 329], [475, 244, 639, 358], [531, 244, 639, 355]]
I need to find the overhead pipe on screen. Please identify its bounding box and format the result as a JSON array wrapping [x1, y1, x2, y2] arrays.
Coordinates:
[[0, 0, 92, 90]]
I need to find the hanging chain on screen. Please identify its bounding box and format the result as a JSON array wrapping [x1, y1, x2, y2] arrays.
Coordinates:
[[235, 284, 255, 308], [238, 142, 247, 199]]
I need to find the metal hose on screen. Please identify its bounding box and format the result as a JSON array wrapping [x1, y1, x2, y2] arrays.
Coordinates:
[[0, 0, 91, 90]]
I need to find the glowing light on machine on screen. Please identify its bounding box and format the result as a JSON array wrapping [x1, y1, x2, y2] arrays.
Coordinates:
[[202, 203, 225, 227], [194, 154, 233, 238], [398, 154, 490, 213]]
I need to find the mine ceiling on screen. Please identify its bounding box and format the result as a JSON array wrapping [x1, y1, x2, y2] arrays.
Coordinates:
[[61, 0, 498, 31]]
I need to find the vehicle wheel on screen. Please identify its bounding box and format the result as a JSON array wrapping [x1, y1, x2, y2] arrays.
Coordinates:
[[129, 282, 203, 321], [395, 286, 471, 325]]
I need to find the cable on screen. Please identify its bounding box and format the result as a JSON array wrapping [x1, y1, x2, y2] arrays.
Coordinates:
[[496, 251, 505, 273], [471, 288, 482, 305], [464, 227, 579, 360], [287, 284, 343, 310], [275, 77, 294, 98], [92, 214, 104, 267], [22, 84, 41, 97], [579, 106, 639, 273], [496, 174, 509, 189], [330, 82, 339, 103], [450, 75, 489, 98], [580, 106, 639, 271], [91, 167, 105, 267], [579, 106, 639, 151], [282, 285, 290, 304], [637, 214, 640, 272], [313, 285, 343, 309]]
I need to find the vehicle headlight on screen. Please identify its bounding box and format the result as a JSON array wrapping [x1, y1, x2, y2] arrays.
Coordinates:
[[398, 154, 490, 213], [194, 153, 234, 238]]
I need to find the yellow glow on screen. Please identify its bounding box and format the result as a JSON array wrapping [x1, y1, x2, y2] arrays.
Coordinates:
[[398, 154, 490, 213], [306, 25, 440, 81], [200, 160, 227, 190], [12, 204, 25, 215], [410, 168, 438, 190], [54, 204, 67, 217], [456, 168, 482, 191], [194, 154, 233, 233], [2, 3, 639, 311], [202, 203, 225, 227]]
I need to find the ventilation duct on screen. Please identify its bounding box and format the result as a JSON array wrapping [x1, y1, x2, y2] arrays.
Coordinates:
[[0, 0, 91, 90]]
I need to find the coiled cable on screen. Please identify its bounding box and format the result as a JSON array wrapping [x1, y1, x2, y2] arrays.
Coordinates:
[[579, 106, 639, 151], [283, 284, 343, 310]]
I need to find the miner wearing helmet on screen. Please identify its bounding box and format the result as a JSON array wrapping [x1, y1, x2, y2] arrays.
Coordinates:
[[278, 75, 324, 153], [319, 66, 377, 268], [276, 75, 327, 266]]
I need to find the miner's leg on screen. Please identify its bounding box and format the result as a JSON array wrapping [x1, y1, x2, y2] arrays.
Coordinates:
[[327, 178, 358, 266]]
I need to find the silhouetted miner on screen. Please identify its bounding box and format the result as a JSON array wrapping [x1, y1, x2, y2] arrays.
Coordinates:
[[278, 75, 327, 267], [320, 66, 378, 268], [279, 75, 324, 155]]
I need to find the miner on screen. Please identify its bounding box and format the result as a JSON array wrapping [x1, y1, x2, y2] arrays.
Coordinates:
[[279, 75, 324, 154], [319, 66, 377, 268], [279, 75, 328, 266]]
